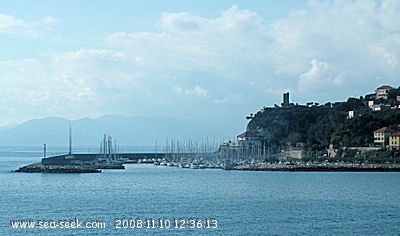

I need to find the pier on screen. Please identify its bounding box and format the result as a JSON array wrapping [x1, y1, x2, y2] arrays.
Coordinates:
[[41, 152, 168, 165]]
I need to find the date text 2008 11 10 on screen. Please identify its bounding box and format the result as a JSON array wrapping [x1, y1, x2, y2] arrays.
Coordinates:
[[114, 218, 218, 230]]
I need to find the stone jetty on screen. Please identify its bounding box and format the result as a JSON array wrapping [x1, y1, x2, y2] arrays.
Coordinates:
[[15, 163, 101, 173]]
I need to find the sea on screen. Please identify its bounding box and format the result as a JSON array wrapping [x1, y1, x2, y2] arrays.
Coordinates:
[[1, 146, 400, 235]]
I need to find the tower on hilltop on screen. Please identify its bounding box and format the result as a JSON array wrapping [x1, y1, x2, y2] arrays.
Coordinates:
[[282, 92, 289, 107]]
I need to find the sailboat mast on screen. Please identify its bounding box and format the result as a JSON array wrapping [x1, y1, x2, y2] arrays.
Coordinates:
[[69, 123, 72, 155], [103, 134, 107, 155]]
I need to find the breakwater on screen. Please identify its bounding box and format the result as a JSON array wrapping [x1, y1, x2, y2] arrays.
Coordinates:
[[15, 163, 101, 173], [16, 152, 400, 173], [41, 153, 166, 165], [234, 163, 400, 172]]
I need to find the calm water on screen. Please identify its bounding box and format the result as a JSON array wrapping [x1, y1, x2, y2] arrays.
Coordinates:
[[1, 147, 400, 235]]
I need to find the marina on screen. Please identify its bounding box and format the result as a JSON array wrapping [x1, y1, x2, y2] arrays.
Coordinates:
[[13, 126, 400, 173], [16, 148, 400, 173]]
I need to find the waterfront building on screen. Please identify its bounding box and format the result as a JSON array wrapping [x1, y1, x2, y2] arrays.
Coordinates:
[[219, 131, 262, 162], [237, 131, 263, 162], [373, 127, 397, 148], [283, 147, 304, 159], [218, 140, 239, 152], [237, 131, 260, 148], [389, 132, 400, 150]]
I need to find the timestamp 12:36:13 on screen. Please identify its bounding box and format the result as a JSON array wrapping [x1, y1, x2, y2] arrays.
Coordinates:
[[114, 217, 218, 229]]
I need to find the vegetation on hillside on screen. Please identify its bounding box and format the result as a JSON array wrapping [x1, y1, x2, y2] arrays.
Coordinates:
[[247, 87, 400, 151]]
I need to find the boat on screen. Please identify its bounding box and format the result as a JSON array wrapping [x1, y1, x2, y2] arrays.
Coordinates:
[[190, 162, 200, 169], [95, 134, 125, 169], [160, 161, 168, 166]]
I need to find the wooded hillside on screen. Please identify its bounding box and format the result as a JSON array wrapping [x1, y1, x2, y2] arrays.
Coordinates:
[[247, 87, 400, 150]]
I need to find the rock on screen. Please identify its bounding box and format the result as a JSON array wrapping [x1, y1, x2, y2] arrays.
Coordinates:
[[15, 163, 101, 173]]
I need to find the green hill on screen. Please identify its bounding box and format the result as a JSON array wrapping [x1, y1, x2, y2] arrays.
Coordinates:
[[247, 86, 400, 151]]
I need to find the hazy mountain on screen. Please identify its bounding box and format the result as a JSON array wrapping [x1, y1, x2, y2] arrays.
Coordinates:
[[0, 123, 18, 131], [0, 115, 226, 148]]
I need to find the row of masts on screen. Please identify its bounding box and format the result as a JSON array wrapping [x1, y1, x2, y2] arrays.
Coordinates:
[[162, 138, 219, 162], [219, 144, 269, 163], [98, 134, 121, 160], [53, 123, 271, 164], [61, 123, 121, 161]]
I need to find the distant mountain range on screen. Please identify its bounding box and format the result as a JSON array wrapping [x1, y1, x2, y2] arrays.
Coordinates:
[[0, 115, 232, 148]]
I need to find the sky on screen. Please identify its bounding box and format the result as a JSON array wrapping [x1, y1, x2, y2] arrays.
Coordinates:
[[0, 0, 399, 139]]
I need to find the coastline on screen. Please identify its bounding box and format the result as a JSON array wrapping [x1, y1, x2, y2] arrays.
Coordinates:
[[15, 162, 400, 173], [14, 152, 400, 173], [234, 163, 400, 172]]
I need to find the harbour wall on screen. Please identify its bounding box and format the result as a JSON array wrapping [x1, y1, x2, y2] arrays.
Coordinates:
[[41, 153, 168, 165]]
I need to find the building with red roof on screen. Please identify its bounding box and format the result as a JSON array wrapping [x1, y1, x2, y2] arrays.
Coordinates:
[[373, 127, 397, 147], [376, 85, 393, 100], [237, 131, 261, 154], [218, 131, 263, 162], [237, 131, 258, 140]]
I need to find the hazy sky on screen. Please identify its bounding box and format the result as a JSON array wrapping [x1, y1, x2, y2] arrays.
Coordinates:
[[0, 0, 399, 138]]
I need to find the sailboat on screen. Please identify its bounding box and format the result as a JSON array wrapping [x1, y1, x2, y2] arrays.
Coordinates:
[[95, 134, 125, 169]]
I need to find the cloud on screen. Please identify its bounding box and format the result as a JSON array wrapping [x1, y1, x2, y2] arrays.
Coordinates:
[[299, 59, 330, 88], [269, 0, 400, 100], [299, 59, 343, 92], [0, 57, 97, 116], [0, 14, 29, 33], [107, 1, 400, 101], [159, 12, 205, 33], [0, 13, 60, 42], [1, 2, 400, 125], [106, 5, 269, 78], [173, 85, 207, 97]]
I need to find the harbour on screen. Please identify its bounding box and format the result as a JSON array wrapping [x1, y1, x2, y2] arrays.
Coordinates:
[[2, 153, 400, 235], [13, 125, 400, 173], [16, 151, 400, 173]]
